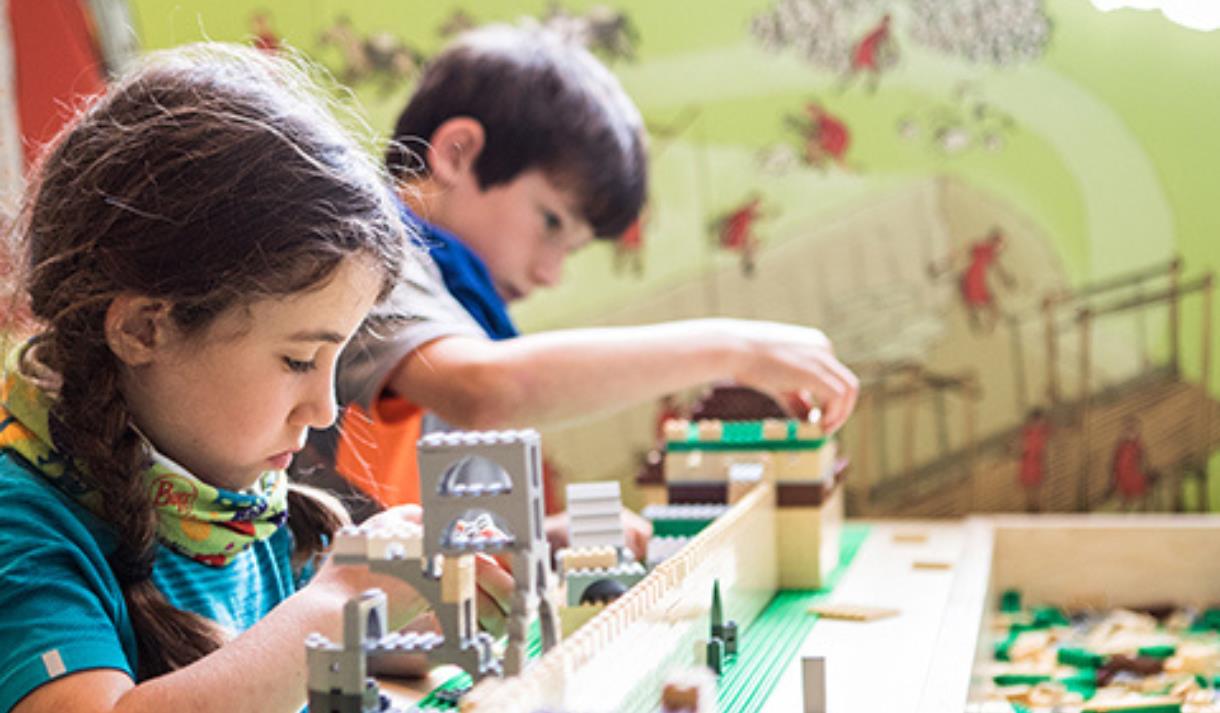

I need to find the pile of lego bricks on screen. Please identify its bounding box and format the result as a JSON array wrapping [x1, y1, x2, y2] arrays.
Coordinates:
[[976, 589, 1220, 713]]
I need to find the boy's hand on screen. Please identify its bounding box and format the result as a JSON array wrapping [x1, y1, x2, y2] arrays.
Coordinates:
[[474, 552, 515, 637], [728, 320, 860, 434], [544, 508, 653, 562]]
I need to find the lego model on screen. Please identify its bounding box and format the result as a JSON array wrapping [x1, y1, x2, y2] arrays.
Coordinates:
[[659, 417, 845, 588], [305, 429, 561, 711], [555, 481, 647, 635], [978, 591, 1220, 712]]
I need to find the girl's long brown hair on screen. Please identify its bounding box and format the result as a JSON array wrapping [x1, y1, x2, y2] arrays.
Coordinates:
[[8, 43, 407, 679]]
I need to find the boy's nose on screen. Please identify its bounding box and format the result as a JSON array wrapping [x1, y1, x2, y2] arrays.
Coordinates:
[[531, 254, 564, 288]]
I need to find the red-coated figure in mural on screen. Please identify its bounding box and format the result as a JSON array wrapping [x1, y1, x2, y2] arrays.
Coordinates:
[[614, 213, 646, 277], [844, 14, 897, 92], [789, 102, 851, 170], [1111, 416, 1152, 510], [929, 227, 1015, 333], [251, 12, 281, 53], [1017, 408, 1051, 512], [712, 195, 765, 276]]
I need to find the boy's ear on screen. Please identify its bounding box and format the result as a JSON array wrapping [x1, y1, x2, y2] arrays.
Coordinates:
[[428, 117, 486, 187], [104, 295, 176, 367]]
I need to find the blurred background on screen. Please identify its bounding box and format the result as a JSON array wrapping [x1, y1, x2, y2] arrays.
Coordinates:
[[3, 0, 1218, 517]]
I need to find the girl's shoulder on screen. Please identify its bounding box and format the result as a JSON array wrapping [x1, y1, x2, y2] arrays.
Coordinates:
[[0, 451, 115, 553]]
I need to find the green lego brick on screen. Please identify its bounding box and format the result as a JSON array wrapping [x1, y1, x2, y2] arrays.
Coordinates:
[[1031, 607, 1069, 628], [999, 589, 1022, 613], [1191, 609, 1220, 631], [1060, 669, 1097, 698], [994, 673, 1051, 686], [665, 419, 828, 452], [1138, 645, 1176, 659], [995, 635, 1016, 662], [1082, 704, 1180, 713], [715, 524, 870, 713], [651, 517, 716, 537], [1058, 647, 1107, 668]]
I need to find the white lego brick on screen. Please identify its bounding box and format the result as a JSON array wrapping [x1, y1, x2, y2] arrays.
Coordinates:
[[802, 656, 827, 713]]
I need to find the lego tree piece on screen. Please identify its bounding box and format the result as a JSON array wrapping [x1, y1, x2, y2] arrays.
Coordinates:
[[802, 656, 827, 713], [705, 637, 725, 675], [722, 620, 739, 655], [566, 481, 626, 551], [807, 602, 900, 622]]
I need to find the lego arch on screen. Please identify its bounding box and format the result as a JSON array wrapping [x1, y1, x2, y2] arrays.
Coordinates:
[[363, 605, 384, 643], [435, 455, 513, 496], [440, 508, 518, 551]]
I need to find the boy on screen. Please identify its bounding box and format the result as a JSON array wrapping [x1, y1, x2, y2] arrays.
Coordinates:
[[300, 24, 859, 555]]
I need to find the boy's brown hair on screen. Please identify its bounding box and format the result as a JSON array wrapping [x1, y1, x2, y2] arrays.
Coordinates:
[[385, 24, 647, 238]]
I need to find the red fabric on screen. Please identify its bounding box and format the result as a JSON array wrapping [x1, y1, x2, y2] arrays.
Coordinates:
[[334, 397, 425, 507], [1112, 437, 1147, 499], [9, 0, 106, 168], [1018, 420, 1050, 488], [619, 219, 642, 249]]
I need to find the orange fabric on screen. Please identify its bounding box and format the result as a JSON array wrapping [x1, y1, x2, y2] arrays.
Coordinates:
[[334, 396, 424, 506], [9, 0, 106, 168]]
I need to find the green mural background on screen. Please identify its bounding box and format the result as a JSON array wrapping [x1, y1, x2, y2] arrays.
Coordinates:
[[130, 0, 1220, 509]]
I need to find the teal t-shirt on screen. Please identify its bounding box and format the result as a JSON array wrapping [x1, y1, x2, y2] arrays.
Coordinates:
[[0, 453, 302, 712]]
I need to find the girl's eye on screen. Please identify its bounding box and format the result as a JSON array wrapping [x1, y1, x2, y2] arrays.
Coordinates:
[[542, 210, 562, 232], [283, 356, 317, 373]]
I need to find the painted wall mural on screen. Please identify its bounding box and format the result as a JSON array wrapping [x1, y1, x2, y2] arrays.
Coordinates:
[[34, 0, 1220, 515]]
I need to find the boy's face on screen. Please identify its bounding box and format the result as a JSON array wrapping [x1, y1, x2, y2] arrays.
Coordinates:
[[121, 257, 381, 491], [436, 169, 594, 302]]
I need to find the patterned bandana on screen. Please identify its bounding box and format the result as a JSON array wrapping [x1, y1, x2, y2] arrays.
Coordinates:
[[0, 347, 288, 567]]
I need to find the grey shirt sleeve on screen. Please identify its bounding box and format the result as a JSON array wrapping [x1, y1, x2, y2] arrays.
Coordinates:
[[337, 251, 488, 411]]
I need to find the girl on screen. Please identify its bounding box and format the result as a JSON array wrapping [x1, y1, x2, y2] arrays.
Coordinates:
[[0, 44, 433, 712]]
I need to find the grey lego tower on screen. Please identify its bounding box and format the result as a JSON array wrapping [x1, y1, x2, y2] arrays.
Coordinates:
[[417, 429, 562, 675]]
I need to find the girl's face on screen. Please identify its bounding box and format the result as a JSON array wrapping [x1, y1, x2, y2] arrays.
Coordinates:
[[121, 257, 381, 491]]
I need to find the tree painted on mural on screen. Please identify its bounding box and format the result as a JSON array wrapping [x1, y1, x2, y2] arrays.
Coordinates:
[[751, 0, 1051, 78]]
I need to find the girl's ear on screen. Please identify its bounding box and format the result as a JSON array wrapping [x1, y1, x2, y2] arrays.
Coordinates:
[[104, 295, 175, 367], [427, 117, 486, 188]]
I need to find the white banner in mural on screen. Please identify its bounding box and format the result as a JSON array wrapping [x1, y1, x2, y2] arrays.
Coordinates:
[[1091, 0, 1220, 30]]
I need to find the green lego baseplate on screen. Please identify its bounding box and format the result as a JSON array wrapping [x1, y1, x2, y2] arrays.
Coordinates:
[[665, 419, 828, 452], [715, 524, 870, 713], [417, 525, 871, 711]]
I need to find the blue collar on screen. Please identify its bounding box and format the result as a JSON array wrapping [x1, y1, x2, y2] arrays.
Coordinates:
[[399, 202, 519, 341]]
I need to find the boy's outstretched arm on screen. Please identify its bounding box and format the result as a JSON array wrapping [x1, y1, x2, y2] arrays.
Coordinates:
[[386, 318, 859, 432]]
